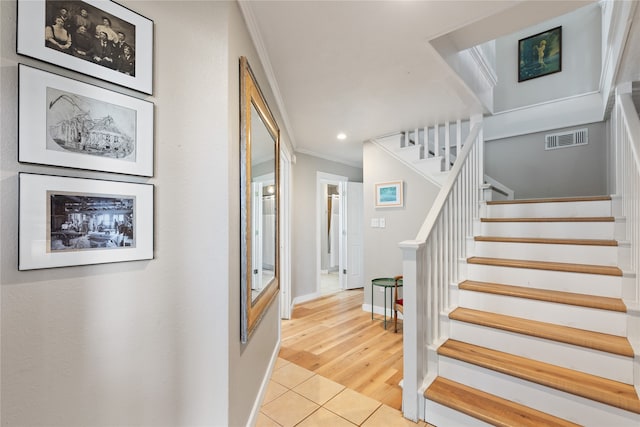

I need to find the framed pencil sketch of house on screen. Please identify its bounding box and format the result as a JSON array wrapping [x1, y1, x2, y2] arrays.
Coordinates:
[[17, 0, 153, 94], [518, 26, 562, 82], [19, 172, 154, 270], [375, 181, 403, 208], [19, 64, 154, 176]]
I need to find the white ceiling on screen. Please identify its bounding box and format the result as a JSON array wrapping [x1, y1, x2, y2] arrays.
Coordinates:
[[240, 1, 598, 167]]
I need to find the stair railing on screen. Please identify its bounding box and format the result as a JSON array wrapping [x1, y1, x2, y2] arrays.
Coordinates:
[[399, 114, 484, 421], [613, 84, 640, 365]]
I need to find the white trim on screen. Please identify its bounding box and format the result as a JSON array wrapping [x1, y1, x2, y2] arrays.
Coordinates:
[[469, 45, 498, 86], [484, 92, 603, 141], [245, 331, 281, 427], [317, 173, 349, 295], [237, 1, 297, 150], [492, 90, 600, 117], [279, 144, 293, 319]]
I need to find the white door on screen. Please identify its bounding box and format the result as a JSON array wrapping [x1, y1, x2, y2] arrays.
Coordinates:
[[345, 182, 363, 290]]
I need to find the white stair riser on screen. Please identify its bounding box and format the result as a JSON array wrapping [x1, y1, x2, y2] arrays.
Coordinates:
[[425, 400, 493, 427], [413, 157, 444, 175], [486, 200, 612, 218], [480, 221, 615, 239], [396, 145, 421, 163], [438, 357, 640, 426], [474, 241, 618, 266], [466, 264, 622, 298], [458, 290, 627, 336], [449, 320, 633, 383]]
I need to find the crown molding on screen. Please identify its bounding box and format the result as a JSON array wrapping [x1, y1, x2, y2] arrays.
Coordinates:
[[238, 1, 297, 150]]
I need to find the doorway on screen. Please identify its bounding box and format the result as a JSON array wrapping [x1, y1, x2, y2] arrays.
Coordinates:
[[316, 173, 364, 295], [317, 173, 347, 295]]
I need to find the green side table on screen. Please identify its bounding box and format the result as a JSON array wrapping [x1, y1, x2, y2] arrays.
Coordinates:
[[371, 277, 402, 329]]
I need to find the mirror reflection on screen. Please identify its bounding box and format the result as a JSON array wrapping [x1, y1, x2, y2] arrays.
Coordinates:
[[250, 103, 276, 299], [240, 56, 280, 343]]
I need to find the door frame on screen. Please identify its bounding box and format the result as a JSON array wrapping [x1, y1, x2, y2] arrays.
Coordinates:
[[316, 172, 348, 294], [279, 144, 292, 319]]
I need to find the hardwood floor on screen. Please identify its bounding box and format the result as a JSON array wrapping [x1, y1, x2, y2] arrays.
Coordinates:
[[279, 289, 404, 410]]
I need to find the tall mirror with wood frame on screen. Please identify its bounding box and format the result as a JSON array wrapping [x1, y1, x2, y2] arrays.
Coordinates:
[[240, 56, 280, 343]]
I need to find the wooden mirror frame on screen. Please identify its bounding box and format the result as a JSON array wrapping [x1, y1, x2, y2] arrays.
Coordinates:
[[240, 56, 280, 343]]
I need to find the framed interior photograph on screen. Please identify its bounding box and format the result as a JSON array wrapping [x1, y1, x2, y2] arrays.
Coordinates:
[[518, 26, 562, 82], [375, 181, 403, 208], [19, 64, 154, 176], [17, 0, 153, 94], [19, 172, 154, 270]]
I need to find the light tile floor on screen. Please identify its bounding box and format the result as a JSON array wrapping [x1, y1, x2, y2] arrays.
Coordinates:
[[257, 358, 429, 427]]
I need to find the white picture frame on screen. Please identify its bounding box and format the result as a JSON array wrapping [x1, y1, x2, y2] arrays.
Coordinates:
[[17, 0, 153, 94], [19, 172, 154, 270], [375, 181, 404, 208], [19, 64, 154, 177]]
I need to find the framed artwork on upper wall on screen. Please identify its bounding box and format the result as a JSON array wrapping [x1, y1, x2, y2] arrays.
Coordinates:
[[518, 26, 562, 82], [19, 64, 154, 176], [17, 0, 153, 94], [375, 181, 403, 208]]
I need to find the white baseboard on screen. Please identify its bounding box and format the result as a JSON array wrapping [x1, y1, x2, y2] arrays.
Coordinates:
[[246, 339, 281, 427]]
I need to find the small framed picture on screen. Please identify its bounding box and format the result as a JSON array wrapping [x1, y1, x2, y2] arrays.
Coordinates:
[[17, 0, 153, 94], [375, 181, 403, 208], [518, 26, 562, 82], [19, 64, 154, 177], [19, 172, 154, 270]]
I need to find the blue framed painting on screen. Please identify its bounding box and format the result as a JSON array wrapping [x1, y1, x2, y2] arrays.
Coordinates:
[[518, 26, 562, 82], [375, 181, 403, 208]]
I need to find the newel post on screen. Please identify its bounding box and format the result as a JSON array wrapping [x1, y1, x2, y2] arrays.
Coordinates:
[[399, 239, 426, 422]]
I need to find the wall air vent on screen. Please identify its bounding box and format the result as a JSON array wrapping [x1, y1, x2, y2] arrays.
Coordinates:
[[545, 128, 588, 150]]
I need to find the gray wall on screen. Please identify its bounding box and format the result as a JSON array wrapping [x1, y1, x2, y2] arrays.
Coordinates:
[[291, 153, 362, 300], [485, 122, 607, 199], [1, 1, 285, 425], [363, 142, 440, 310], [493, 3, 601, 113]]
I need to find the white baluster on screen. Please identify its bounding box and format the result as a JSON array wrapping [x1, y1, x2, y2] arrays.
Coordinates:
[[444, 121, 450, 171], [434, 123, 439, 161]]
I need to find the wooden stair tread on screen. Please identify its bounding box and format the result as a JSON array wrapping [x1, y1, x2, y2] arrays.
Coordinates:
[[467, 256, 623, 276], [425, 377, 581, 427], [475, 236, 618, 246], [481, 216, 614, 222], [459, 280, 627, 312], [438, 339, 640, 414], [487, 196, 611, 205], [449, 308, 634, 357]]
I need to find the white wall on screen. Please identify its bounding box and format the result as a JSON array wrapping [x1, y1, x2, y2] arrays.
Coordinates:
[[485, 122, 607, 199], [0, 1, 284, 426], [291, 153, 362, 300], [493, 3, 601, 113], [363, 142, 440, 311]]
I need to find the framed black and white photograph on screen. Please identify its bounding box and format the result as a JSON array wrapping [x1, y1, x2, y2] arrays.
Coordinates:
[[19, 64, 154, 176], [17, 0, 153, 94], [19, 172, 154, 270]]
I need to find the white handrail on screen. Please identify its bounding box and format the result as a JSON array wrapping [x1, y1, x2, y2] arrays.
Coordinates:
[[416, 118, 483, 241], [399, 114, 483, 421], [615, 89, 640, 304]]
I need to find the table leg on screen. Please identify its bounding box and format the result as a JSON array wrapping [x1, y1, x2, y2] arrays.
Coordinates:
[[384, 287, 388, 329]]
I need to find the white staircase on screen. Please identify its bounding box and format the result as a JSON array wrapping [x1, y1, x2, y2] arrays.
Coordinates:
[[373, 133, 448, 185], [423, 196, 640, 426]]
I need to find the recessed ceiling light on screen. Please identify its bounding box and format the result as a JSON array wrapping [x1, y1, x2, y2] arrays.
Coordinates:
[[337, 133, 347, 140]]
